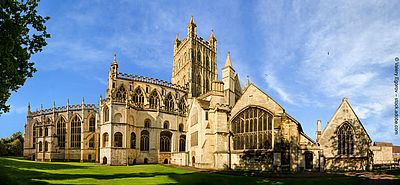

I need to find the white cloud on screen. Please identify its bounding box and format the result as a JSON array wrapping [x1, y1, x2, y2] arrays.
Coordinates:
[[256, 0, 400, 143]]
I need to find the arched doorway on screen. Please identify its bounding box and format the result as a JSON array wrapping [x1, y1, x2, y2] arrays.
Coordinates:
[[192, 156, 195, 166], [164, 159, 168, 164], [144, 158, 148, 164], [32, 154, 35, 161], [88, 154, 92, 161], [103, 157, 107, 164], [305, 152, 313, 170]]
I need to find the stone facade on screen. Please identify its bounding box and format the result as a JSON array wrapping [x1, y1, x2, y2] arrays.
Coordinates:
[[23, 17, 391, 171]]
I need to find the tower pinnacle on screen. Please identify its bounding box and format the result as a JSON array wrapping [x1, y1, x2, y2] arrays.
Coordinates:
[[224, 52, 233, 68]]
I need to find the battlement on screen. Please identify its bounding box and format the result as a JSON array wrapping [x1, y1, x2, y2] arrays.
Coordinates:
[[117, 72, 189, 92], [29, 104, 98, 116]]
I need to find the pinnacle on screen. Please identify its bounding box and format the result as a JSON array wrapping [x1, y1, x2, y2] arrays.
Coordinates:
[[224, 52, 232, 68]]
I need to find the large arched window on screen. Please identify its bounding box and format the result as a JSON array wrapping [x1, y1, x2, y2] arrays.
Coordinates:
[[130, 132, 136, 149], [160, 131, 172, 152], [179, 135, 186, 152], [89, 117, 95, 132], [337, 122, 354, 155], [114, 132, 123, 147], [71, 116, 81, 148], [57, 117, 66, 148], [231, 107, 273, 150], [178, 98, 186, 113], [140, 130, 150, 151], [115, 85, 126, 102], [149, 90, 160, 109], [164, 93, 174, 112], [133, 88, 144, 107], [102, 132, 109, 147], [104, 106, 109, 122]]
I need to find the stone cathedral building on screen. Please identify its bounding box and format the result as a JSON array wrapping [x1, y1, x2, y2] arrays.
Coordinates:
[[24, 17, 378, 171]]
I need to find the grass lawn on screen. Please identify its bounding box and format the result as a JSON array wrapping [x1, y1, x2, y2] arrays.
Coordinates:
[[0, 157, 398, 185]]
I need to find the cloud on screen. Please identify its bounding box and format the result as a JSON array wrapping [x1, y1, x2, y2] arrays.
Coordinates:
[[263, 72, 295, 105], [256, 0, 400, 143]]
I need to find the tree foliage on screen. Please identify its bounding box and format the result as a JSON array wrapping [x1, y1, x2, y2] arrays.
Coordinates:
[[0, 131, 24, 156], [0, 0, 50, 114]]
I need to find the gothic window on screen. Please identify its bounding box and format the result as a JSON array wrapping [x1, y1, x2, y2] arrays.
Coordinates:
[[45, 141, 48, 151], [39, 127, 42, 137], [206, 78, 210, 92], [178, 124, 184, 132], [71, 116, 81, 148], [133, 88, 145, 107], [102, 132, 109, 147], [130, 132, 136, 149], [39, 141, 42, 151], [231, 107, 273, 150], [164, 93, 174, 112], [89, 117, 95, 132], [44, 127, 48, 136], [149, 90, 160, 109], [89, 137, 95, 148], [140, 130, 150, 151], [163, 121, 169, 129], [115, 86, 126, 102], [197, 74, 201, 96], [57, 117, 66, 148], [178, 98, 186, 113], [114, 132, 122, 147], [104, 106, 109, 122], [179, 135, 186, 152], [160, 131, 172, 152], [337, 122, 354, 156], [206, 55, 210, 70], [144, 119, 151, 128], [197, 51, 201, 64], [32, 123, 36, 148]]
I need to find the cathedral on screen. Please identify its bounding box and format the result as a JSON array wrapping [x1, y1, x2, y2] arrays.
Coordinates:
[[23, 17, 376, 172]]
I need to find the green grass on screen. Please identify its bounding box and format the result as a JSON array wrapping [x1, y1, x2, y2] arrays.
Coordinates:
[[0, 157, 398, 185]]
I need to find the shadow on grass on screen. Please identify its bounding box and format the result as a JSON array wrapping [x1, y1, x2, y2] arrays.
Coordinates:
[[0, 157, 399, 185]]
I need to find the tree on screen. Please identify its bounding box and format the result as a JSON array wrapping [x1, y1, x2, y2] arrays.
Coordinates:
[[0, 0, 50, 114]]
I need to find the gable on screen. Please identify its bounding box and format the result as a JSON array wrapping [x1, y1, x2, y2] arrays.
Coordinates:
[[318, 98, 372, 157], [230, 84, 284, 118], [320, 98, 371, 142]]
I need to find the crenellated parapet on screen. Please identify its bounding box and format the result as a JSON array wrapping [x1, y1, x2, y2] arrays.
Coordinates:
[[117, 72, 189, 92], [29, 103, 98, 116]]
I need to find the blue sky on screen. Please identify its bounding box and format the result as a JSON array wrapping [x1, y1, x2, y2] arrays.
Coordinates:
[[1, 0, 399, 145]]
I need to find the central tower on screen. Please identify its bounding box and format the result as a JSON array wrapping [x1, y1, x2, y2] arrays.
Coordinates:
[[171, 17, 217, 98]]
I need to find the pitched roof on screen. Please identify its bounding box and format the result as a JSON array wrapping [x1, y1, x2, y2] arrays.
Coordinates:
[[393, 146, 400, 153], [374, 142, 393, 147], [320, 98, 372, 142]]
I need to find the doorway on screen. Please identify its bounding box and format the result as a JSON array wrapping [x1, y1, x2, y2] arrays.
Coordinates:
[[305, 152, 313, 170], [103, 157, 107, 164]]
